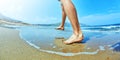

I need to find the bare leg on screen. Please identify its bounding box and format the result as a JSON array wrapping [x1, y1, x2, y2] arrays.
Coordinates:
[[61, 0, 84, 44], [56, 4, 66, 30]]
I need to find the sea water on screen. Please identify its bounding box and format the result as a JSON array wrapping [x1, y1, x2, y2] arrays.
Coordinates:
[[0, 23, 120, 56]]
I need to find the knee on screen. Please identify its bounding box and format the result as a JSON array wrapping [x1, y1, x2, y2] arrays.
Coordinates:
[[61, 0, 71, 4], [61, 0, 75, 9]]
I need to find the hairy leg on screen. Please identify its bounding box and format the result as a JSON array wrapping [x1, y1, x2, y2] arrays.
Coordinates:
[[61, 0, 83, 44]]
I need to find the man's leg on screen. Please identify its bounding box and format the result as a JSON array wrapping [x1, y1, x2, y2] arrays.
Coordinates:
[[61, 0, 83, 44], [56, 4, 66, 30]]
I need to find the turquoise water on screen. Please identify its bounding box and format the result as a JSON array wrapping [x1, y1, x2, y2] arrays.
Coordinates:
[[0, 23, 120, 56]]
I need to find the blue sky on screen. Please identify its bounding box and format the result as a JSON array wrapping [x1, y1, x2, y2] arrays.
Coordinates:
[[0, 0, 120, 25]]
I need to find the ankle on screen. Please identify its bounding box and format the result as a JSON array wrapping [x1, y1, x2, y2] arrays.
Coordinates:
[[74, 32, 83, 36], [74, 31, 79, 36]]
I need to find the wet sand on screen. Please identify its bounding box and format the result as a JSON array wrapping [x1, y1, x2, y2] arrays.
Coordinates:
[[0, 27, 120, 60]]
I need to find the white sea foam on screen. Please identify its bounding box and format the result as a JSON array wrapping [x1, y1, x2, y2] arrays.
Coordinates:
[[101, 26, 117, 29], [83, 30, 120, 32], [25, 41, 100, 56], [19, 32, 40, 49], [99, 46, 105, 51], [26, 41, 40, 49], [109, 44, 120, 50], [39, 49, 99, 56]]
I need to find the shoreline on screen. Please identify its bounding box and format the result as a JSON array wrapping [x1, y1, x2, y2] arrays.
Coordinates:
[[0, 27, 120, 60], [0, 27, 60, 60]]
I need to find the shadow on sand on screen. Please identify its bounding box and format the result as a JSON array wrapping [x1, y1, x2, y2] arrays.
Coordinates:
[[54, 37, 86, 53]]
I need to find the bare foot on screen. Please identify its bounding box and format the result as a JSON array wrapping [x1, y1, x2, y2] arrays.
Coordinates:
[[64, 33, 84, 44], [56, 26, 64, 30]]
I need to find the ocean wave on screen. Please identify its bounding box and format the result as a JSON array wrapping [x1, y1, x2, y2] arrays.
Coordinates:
[[0, 20, 120, 32], [82, 24, 120, 32], [25, 23, 120, 32], [25, 40, 99, 56], [0, 13, 120, 32]]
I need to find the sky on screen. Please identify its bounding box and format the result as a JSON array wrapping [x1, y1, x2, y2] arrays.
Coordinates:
[[0, 0, 120, 25]]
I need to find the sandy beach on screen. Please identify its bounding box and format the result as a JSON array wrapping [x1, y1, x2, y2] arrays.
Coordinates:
[[0, 27, 120, 60]]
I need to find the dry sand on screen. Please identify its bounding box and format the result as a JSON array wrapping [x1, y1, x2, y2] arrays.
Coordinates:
[[0, 27, 120, 60]]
